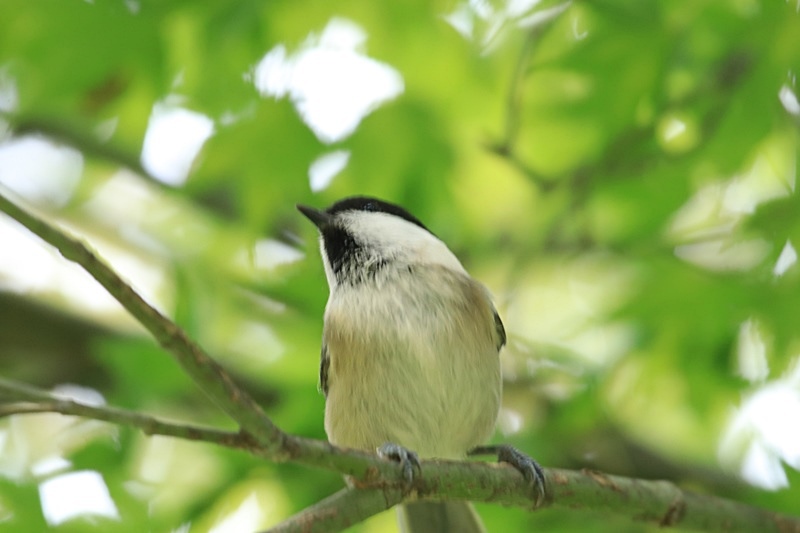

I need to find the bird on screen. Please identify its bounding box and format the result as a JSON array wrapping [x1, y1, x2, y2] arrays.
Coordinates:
[[297, 196, 545, 532]]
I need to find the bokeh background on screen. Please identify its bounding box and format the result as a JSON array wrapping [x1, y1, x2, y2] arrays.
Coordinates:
[[1, 0, 800, 531]]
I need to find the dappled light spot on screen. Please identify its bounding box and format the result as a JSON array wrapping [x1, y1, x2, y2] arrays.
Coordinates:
[[719, 356, 800, 490], [253, 239, 304, 270], [205, 479, 292, 532], [668, 132, 796, 272], [656, 112, 699, 153], [252, 18, 403, 144], [773, 240, 797, 277], [502, 255, 638, 374], [497, 408, 524, 436], [210, 494, 265, 533], [443, 0, 572, 52], [226, 320, 285, 365], [0, 136, 83, 207], [39, 470, 119, 526], [31, 457, 72, 478], [141, 98, 214, 186], [673, 239, 770, 272], [0, 217, 125, 314], [131, 434, 226, 516], [308, 150, 349, 192], [50, 384, 106, 406], [0, 208, 172, 323], [779, 84, 799, 116], [0, 385, 115, 482], [0, 66, 18, 112], [736, 318, 769, 383]]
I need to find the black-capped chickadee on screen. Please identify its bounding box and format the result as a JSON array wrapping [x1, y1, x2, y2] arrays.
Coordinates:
[[298, 196, 545, 533]]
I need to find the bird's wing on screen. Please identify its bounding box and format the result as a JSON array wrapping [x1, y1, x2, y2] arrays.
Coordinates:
[[319, 341, 330, 396], [492, 307, 506, 352]]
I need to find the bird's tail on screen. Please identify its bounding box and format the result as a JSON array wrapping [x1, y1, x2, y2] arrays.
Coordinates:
[[398, 501, 485, 533]]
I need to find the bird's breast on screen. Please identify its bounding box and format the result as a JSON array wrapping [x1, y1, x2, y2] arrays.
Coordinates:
[[322, 265, 502, 459]]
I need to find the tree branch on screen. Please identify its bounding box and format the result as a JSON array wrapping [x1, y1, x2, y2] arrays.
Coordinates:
[[0, 377, 245, 447], [265, 467, 800, 532], [0, 188, 284, 452], [3, 375, 796, 532], [263, 487, 405, 533], [2, 190, 799, 532]]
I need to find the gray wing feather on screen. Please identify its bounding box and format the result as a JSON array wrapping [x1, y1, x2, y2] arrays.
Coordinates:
[[493, 308, 506, 352], [319, 341, 330, 396]]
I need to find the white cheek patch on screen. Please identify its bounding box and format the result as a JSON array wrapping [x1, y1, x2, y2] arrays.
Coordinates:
[[343, 212, 466, 273]]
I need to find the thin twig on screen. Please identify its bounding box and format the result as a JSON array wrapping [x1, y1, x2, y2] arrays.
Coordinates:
[[0, 377, 246, 447]]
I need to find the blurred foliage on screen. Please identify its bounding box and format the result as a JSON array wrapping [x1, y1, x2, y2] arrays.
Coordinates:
[[1, 0, 800, 531]]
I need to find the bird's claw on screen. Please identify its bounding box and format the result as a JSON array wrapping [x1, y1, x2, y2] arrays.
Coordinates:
[[378, 442, 421, 487], [469, 444, 547, 505]]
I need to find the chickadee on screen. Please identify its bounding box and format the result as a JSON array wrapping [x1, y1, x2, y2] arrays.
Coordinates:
[[297, 196, 545, 533]]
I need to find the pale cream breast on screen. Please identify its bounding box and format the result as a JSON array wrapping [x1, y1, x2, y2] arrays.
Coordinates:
[[322, 264, 502, 459]]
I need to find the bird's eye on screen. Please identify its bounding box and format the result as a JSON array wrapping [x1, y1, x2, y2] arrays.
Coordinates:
[[364, 202, 376, 211]]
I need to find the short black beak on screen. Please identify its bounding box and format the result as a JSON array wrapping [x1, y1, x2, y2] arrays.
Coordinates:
[[296, 204, 332, 230]]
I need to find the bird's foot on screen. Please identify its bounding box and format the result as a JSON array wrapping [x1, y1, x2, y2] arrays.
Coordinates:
[[378, 442, 421, 487], [469, 444, 547, 505]]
